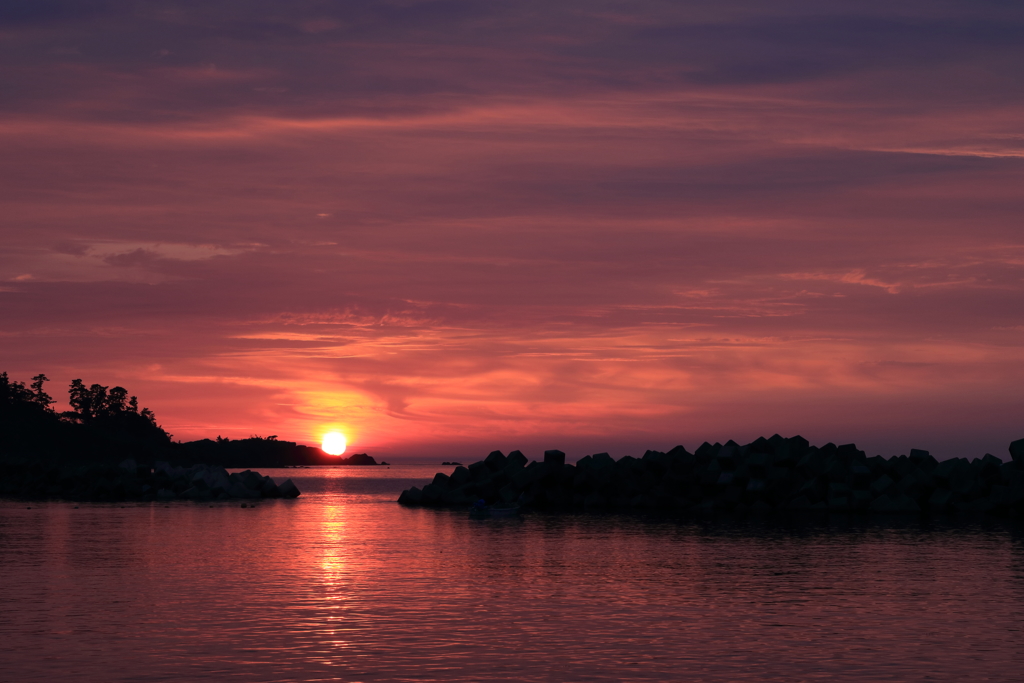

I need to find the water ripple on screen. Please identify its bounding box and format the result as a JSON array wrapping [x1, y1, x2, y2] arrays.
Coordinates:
[[2, 465, 1023, 681]]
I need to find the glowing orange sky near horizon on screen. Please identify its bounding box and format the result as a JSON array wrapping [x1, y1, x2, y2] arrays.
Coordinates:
[[1, 2, 1023, 460]]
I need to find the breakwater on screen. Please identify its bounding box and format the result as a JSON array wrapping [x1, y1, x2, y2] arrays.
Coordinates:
[[399, 435, 1024, 515], [0, 458, 300, 501]]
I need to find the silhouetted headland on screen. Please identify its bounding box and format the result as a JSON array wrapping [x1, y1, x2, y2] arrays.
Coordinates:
[[400, 436, 1024, 518], [0, 371, 380, 500], [180, 438, 386, 468]]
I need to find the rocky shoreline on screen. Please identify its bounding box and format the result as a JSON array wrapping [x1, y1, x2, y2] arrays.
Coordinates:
[[0, 457, 300, 502], [399, 435, 1024, 516]]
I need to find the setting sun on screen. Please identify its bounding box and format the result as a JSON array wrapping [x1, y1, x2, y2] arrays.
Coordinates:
[[321, 431, 347, 456]]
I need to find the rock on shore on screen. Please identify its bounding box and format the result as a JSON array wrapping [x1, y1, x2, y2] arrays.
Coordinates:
[[0, 457, 300, 502], [398, 437, 1024, 516]]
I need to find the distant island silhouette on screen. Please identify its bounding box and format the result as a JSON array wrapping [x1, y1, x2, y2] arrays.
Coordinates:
[[0, 371, 383, 468], [181, 438, 387, 468]]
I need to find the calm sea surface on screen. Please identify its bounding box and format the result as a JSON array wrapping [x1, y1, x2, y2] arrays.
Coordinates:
[[2, 465, 1024, 682]]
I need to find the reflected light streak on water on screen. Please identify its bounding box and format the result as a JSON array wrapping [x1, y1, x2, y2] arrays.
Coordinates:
[[2, 465, 1024, 681]]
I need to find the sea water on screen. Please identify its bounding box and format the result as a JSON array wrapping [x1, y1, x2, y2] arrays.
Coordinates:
[[2, 465, 1023, 681]]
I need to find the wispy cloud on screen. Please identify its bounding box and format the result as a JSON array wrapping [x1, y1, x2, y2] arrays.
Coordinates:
[[2, 0, 1024, 459], [784, 269, 902, 294]]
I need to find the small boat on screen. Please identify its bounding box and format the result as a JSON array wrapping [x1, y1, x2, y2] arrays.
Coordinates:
[[469, 500, 521, 518], [489, 504, 520, 517]]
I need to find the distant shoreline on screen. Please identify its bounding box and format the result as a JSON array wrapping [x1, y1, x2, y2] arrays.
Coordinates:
[[168, 438, 390, 468], [1, 371, 388, 470]]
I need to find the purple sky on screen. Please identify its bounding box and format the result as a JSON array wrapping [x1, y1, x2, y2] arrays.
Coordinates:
[[2, 1, 1023, 461]]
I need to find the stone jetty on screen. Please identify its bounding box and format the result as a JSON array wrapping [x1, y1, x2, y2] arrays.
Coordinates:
[[398, 435, 1024, 516], [0, 458, 300, 502]]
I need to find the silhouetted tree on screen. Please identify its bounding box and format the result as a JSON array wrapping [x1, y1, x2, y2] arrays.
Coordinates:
[[30, 374, 54, 408], [1, 372, 66, 459], [1, 371, 171, 464], [0, 372, 52, 416], [64, 379, 159, 427], [66, 378, 92, 421], [0, 372, 28, 405], [107, 386, 128, 414]]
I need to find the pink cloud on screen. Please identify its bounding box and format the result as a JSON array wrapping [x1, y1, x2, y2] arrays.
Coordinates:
[[2, 1, 1024, 461]]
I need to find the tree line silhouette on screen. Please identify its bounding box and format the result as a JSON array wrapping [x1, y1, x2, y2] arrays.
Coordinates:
[[0, 371, 370, 468], [0, 372, 171, 462]]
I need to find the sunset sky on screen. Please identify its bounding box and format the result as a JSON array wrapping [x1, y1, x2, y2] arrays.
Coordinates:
[[2, 1, 1022, 460]]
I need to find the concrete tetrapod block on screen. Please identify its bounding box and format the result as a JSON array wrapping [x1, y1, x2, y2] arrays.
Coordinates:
[[498, 484, 521, 504], [692, 499, 715, 515], [932, 458, 959, 485], [850, 464, 872, 488], [277, 478, 301, 499], [950, 473, 975, 496], [1008, 437, 1024, 465], [398, 486, 423, 505], [260, 477, 281, 498], [890, 493, 922, 513], [909, 448, 931, 463], [484, 450, 507, 471], [979, 454, 1003, 478], [928, 489, 953, 512], [747, 452, 768, 477], [544, 450, 566, 467], [870, 493, 920, 514], [988, 485, 1010, 511], [239, 470, 264, 490], [851, 490, 872, 511], [829, 482, 851, 497], [870, 474, 895, 497], [441, 488, 475, 506], [467, 461, 490, 480], [227, 482, 255, 499], [505, 450, 528, 470], [449, 466, 470, 487], [510, 466, 537, 490], [420, 483, 443, 504], [827, 495, 849, 512], [869, 494, 895, 513], [1007, 477, 1024, 506], [962, 497, 993, 513]]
